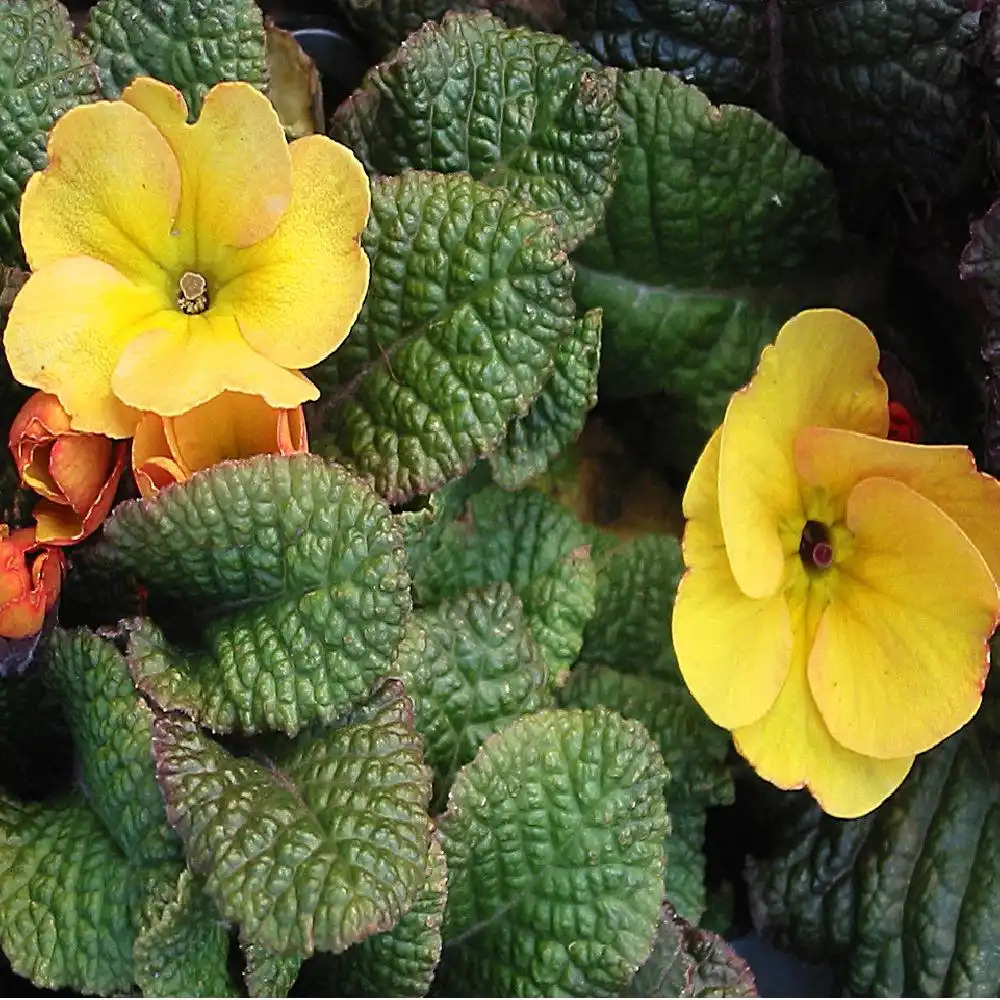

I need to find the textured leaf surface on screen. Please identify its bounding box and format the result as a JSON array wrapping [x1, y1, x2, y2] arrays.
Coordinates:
[[0, 0, 98, 261], [626, 902, 757, 997], [747, 712, 1000, 996], [134, 869, 235, 997], [409, 484, 596, 674], [397, 583, 553, 798], [572, 69, 839, 431], [298, 834, 447, 996], [491, 309, 602, 488], [44, 628, 181, 867], [310, 171, 576, 502], [242, 943, 301, 998], [332, 12, 619, 249], [152, 681, 432, 957], [85, 0, 266, 112], [0, 793, 135, 994], [99, 455, 410, 735], [437, 707, 668, 994]]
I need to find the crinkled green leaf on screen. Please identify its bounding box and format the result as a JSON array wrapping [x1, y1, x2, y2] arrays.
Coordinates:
[[397, 583, 553, 798], [44, 627, 182, 867], [747, 713, 1000, 996], [626, 902, 757, 997], [437, 707, 668, 994], [243, 943, 301, 998], [309, 171, 576, 503], [572, 69, 840, 432], [134, 869, 235, 997], [85, 0, 266, 113], [298, 834, 447, 996], [332, 12, 619, 249], [97, 455, 410, 735], [491, 308, 602, 488], [152, 680, 432, 957], [0, 0, 99, 262], [409, 484, 596, 675], [0, 793, 136, 994]]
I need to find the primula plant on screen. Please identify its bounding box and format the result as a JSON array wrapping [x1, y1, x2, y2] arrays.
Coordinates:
[[3, 0, 1000, 997]]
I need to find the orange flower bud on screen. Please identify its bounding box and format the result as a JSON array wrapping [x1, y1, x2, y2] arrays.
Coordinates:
[[9, 391, 127, 545], [132, 392, 309, 500], [0, 525, 64, 639]]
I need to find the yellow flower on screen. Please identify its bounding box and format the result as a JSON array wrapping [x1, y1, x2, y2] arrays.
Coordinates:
[[672, 309, 1000, 818], [3, 77, 370, 439], [131, 391, 308, 499]]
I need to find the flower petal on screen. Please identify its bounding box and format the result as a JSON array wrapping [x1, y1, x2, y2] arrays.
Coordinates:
[[733, 637, 913, 819], [133, 414, 187, 499], [122, 78, 292, 259], [674, 427, 794, 728], [4, 257, 162, 437], [111, 310, 318, 416], [216, 134, 370, 369], [809, 476, 999, 760], [796, 426, 1000, 582], [19, 100, 180, 287], [718, 309, 889, 600], [47, 435, 111, 514]]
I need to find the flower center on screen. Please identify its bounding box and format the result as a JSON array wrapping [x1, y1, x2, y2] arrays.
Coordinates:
[[799, 519, 834, 571], [176, 271, 209, 315]]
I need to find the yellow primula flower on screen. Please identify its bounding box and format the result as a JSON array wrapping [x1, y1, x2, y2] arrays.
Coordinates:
[[3, 77, 370, 438], [672, 309, 1000, 819]]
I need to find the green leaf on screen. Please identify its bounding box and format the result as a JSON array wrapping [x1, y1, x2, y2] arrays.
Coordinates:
[[0, 793, 136, 994], [43, 627, 182, 867], [626, 902, 758, 997], [134, 869, 236, 997], [332, 12, 619, 250], [490, 308, 602, 488], [409, 484, 596, 675], [152, 680, 432, 957], [84, 0, 267, 113], [98, 455, 411, 735], [309, 171, 576, 503], [0, 0, 99, 262], [746, 714, 1000, 996], [243, 943, 301, 998], [298, 834, 447, 996], [397, 583, 554, 799], [572, 69, 840, 432], [437, 707, 668, 994]]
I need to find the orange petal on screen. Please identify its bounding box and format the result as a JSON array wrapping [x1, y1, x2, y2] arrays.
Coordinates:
[[47, 434, 112, 513], [133, 413, 187, 499], [216, 134, 370, 368], [19, 100, 180, 288], [808, 476, 999, 759], [796, 426, 1000, 583], [718, 310, 889, 600]]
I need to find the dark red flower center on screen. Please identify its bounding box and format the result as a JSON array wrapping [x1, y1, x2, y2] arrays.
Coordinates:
[[799, 520, 834, 571]]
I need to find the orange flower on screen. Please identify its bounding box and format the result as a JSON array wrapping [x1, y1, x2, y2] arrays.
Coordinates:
[[132, 391, 308, 499], [10, 391, 126, 545], [0, 525, 64, 639]]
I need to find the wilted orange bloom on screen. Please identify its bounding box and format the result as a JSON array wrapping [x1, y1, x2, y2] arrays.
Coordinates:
[[0, 525, 64, 638], [132, 391, 308, 498], [10, 391, 126, 545]]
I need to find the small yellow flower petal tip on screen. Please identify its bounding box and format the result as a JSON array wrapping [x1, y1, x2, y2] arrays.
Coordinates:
[[672, 308, 1000, 819], [3, 77, 371, 439]]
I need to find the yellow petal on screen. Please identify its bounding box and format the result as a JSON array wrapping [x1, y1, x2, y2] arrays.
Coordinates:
[[215, 134, 370, 369], [796, 426, 1000, 582], [809, 476, 999, 760], [674, 427, 794, 728], [19, 100, 180, 288], [4, 257, 163, 437], [734, 599, 914, 819], [110, 310, 318, 416], [122, 78, 292, 264], [718, 310, 889, 600], [133, 413, 188, 499]]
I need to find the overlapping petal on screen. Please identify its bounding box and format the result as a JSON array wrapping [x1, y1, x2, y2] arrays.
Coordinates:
[[215, 134, 371, 369], [809, 477, 998, 759], [718, 310, 889, 599]]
